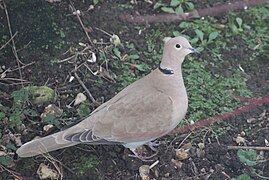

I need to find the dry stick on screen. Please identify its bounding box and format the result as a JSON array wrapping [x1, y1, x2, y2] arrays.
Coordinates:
[[171, 95, 269, 135], [227, 146, 269, 151], [9, 61, 35, 72], [0, 31, 18, 51], [3, 2, 24, 87], [119, 0, 269, 24], [70, 2, 95, 48], [73, 71, 96, 103]]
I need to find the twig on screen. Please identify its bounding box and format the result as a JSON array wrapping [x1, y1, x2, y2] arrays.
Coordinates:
[[0, 77, 28, 81], [9, 61, 35, 72], [227, 146, 269, 151], [0, 164, 21, 180], [58, 46, 92, 63], [120, 0, 269, 24], [3, 1, 24, 86], [73, 71, 96, 103], [0, 31, 18, 51], [171, 95, 269, 135], [70, 2, 95, 48]]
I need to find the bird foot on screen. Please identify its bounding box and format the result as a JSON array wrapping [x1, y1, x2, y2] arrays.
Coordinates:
[[128, 143, 160, 162], [128, 149, 158, 162], [145, 141, 162, 152]]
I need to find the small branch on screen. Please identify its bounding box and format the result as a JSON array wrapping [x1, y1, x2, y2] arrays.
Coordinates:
[[58, 46, 92, 63], [120, 0, 269, 24], [227, 146, 269, 151], [73, 71, 96, 103], [171, 95, 269, 135], [3, 1, 24, 87], [70, 2, 95, 49], [0, 31, 18, 51], [10, 61, 35, 72]]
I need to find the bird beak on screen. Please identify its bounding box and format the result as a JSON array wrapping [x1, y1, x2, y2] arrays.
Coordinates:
[[188, 47, 199, 54]]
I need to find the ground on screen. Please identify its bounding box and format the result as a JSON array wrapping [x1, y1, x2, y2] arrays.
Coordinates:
[[0, 0, 269, 179]]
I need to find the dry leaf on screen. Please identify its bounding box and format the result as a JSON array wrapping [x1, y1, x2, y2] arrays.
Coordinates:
[[74, 93, 87, 106], [171, 158, 183, 168], [37, 163, 58, 180], [41, 104, 63, 119], [234, 135, 246, 145], [87, 52, 97, 63], [175, 148, 189, 160], [43, 124, 54, 132], [139, 165, 150, 180], [265, 139, 269, 146]]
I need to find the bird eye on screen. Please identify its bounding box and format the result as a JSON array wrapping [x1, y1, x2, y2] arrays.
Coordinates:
[[175, 44, 181, 49]]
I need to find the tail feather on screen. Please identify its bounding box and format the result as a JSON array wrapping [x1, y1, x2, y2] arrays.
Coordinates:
[[16, 131, 79, 157]]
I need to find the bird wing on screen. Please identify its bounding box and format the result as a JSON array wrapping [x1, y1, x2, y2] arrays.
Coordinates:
[[65, 85, 174, 143]]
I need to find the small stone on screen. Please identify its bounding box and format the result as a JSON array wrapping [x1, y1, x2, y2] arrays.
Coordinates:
[[139, 165, 150, 180], [171, 158, 183, 169], [198, 142, 205, 149], [164, 173, 170, 177], [175, 148, 189, 160]]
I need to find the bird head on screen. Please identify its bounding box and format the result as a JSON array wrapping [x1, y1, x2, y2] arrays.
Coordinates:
[[163, 36, 198, 61]]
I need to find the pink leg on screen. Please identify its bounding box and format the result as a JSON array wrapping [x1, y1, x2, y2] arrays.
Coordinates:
[[128, 148, 158, 162]]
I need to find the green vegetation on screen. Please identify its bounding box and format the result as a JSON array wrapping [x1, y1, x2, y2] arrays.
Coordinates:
[[237, 149, 257, 166], [154, 0, 195, 14], [73, 156, 99, 177]]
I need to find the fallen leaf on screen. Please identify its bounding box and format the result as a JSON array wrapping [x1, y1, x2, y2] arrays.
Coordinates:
[[74, 93, 87, 106], [43, 124, 54, 132], [37, 163, 58, 180], [175, 148, 189, 160], [139, 165, 150, 180], [41, 104, 63, 119], [87, 52, 97, 63], [265, 139, 269, 147], [171, 158, 183, 168], [234, 135, 246, 145]]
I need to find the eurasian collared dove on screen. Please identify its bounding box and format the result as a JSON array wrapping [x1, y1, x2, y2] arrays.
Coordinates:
[[16, 36, 197, 160]]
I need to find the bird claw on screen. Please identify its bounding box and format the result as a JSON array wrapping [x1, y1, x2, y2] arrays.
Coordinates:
[[128, 141, 160, 161], [146, 141, 161, 152], [128, 151, 158, 162]]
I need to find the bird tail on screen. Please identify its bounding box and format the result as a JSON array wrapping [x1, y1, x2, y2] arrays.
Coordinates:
[[16, 130, 79, 157]]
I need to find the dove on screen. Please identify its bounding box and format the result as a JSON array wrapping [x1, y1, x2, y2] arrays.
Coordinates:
[[16, 36, 197, 160]]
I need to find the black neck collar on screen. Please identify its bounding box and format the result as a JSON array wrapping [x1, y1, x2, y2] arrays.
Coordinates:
[[159, 64, 174, 75]]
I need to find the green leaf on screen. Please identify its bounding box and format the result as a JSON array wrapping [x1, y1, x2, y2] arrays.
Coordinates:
[[179, 22, 190, 28], [208, 31, 219, 42], [43, 114, 60, 126], [128, 54, 140, 60], [237, 174, 251, 180], [11, 88, 30, 104], [78, 101, 91, 118], [161, 7, 175, 13], [93, 0, 99, 5], [6, 143, 16, 151], [9, 108, 22, 127], [153, 2, 165, 9], [173, 31, 181, 37], [0, 156, 13, 166], [195, 29, 204, 41], [112, 47, 121, 58], [236, 17, 243, 27], [170, 0, 180, 7], [190, 37, 199, 44], [60, 30, 65, 38], [0, 112, 5, 120], [175, 5, 184, 14], [237, 149, 257, 166], [186, 2, 194, 10]]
